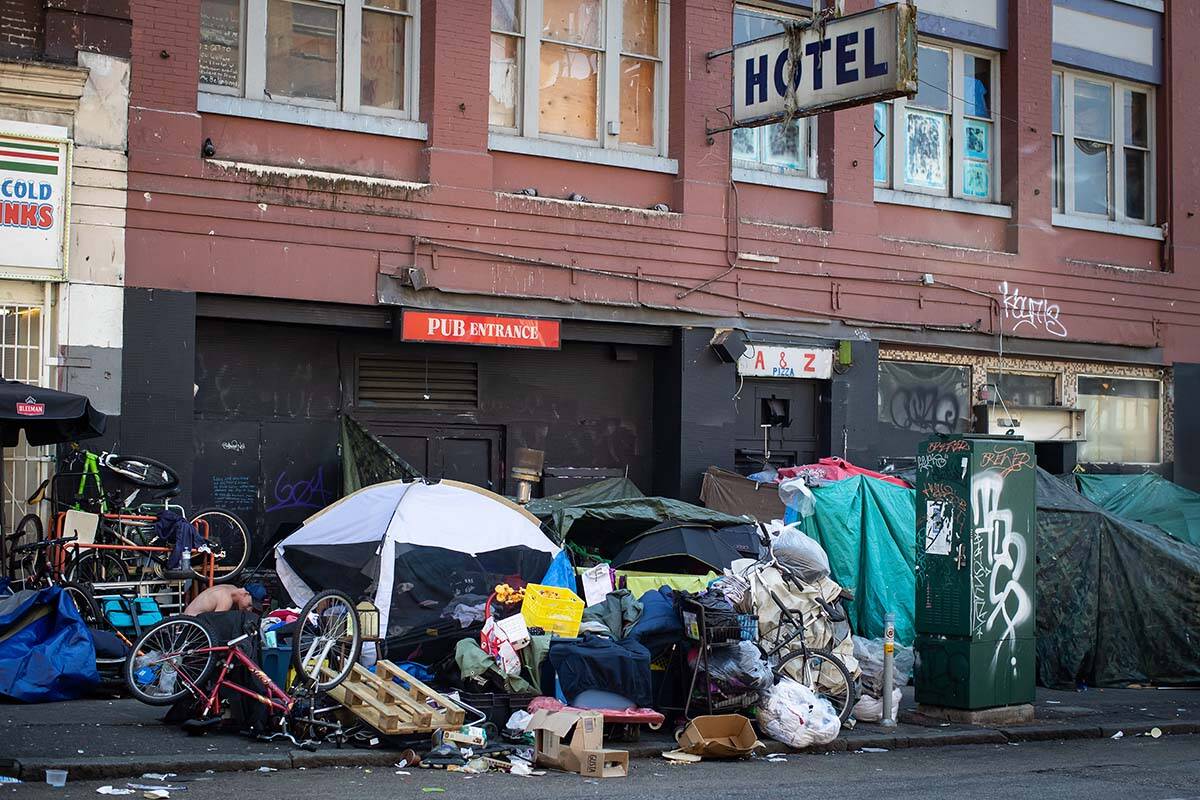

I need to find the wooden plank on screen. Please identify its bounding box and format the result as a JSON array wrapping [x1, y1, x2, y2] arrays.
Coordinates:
[[375, 660, 467, 727]]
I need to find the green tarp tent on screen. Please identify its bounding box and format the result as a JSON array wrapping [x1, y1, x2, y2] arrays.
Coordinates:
[[1076, 473, 1200, 547], [525, 477, 645, 522], [1036, 469, 1200, 688], [798, 475, 917, 645]]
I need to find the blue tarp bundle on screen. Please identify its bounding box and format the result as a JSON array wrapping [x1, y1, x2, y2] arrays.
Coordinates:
[[0, 586, 98, 702]]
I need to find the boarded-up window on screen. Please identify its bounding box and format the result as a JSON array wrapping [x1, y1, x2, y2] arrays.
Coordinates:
[[357, 356, 479, 410], [878, 361, 971, 435]]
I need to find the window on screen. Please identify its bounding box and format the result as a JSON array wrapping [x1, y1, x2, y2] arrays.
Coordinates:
[[488, 0, 668, 154], [874, 43, 999, 201], [878, 361, 972, 435], [1077, 376, 1161, 464], [1053, 69, 1154, 224], [986, 371, 1057, 407], [731, 3, 814, 176], [199, 0, 417, 117]]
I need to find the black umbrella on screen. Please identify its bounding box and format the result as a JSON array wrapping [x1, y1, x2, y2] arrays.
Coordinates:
[[610, 520, 744, 575], [0, 379, 107, 447]]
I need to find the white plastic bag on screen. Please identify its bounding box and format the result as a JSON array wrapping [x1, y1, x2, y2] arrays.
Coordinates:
[[757, 678, 841, 749], [770, 526, 831, 583], [851, 688, 903, 723], [778, 478, 816, 518]]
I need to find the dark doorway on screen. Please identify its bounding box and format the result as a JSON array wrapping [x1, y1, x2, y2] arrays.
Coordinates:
[[376, 423, 504, 491]]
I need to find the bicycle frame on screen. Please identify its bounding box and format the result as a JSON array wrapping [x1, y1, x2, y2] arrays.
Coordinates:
[[172, 638, 294, 720]]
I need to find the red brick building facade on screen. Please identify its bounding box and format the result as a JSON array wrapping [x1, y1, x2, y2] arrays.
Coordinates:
[[119, 0, 1200, 550]]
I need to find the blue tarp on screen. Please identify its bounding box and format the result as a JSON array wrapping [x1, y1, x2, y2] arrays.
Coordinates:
[[0, 586, 98, 702]]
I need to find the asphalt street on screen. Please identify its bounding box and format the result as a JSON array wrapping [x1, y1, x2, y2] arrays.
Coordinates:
[[8, 734, 1198, 800]]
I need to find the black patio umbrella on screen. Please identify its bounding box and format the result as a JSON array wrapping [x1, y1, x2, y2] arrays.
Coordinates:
[[0, 379, 107, 447], [610, 520, 744, 575], [0, 380, 107, 574]]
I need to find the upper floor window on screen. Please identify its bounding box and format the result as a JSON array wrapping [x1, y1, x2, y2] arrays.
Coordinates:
[[730, 3, 814, 177], [199, 0, 417, 117], [489, 0, 667, 154], [1052, 70, 1154, 225], [874, 42, 999, 203]]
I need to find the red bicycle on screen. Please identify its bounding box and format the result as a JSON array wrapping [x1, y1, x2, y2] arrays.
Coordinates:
[[123, 589, 362, 746]]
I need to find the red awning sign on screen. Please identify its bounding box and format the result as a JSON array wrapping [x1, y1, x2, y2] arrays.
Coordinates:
[[401, 310, 561, 349]]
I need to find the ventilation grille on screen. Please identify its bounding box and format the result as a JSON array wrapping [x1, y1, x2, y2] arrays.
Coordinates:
[[357, 356, 479, 410]]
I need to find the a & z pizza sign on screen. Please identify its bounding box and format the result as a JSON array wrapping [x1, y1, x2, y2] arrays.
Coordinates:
[[738, 345, 834, 379]]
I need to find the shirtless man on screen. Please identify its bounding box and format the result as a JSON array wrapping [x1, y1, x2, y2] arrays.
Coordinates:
[[184, 583, 263, 616]]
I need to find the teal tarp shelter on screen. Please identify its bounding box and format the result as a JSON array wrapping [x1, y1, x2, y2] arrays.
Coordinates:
[[797, 475, 917, 645], [1076, 473, 1200, 547]]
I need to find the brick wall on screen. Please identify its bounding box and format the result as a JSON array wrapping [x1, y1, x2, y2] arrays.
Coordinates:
[[0, 0, 42, 59]]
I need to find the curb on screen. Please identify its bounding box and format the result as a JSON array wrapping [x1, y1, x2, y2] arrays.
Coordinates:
[[9, 721, 1197, 782]]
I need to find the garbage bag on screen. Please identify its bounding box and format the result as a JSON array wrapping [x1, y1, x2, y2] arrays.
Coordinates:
[[778, 478, 816, 518], [540, 550, 577, 591], [770, 526, 831, 583], [757, 678, 841, 749], [851, 688, 902, 723], [852, 635, 913, 695], [693, 641, 773, 693]]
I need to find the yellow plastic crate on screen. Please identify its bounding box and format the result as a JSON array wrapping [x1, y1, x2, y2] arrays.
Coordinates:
[[520, 583, 584, 638]]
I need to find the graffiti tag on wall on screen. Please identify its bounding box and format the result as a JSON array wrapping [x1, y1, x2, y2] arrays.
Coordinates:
[[1000, 281, 1068, 338]]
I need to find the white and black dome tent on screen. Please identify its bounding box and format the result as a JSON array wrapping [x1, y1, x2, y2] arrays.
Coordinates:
[[275, 480, 561, 643]]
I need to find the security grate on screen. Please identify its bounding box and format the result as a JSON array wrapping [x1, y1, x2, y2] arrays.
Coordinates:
[[356, 355, 479, 410], [0, 303, 52, 531]]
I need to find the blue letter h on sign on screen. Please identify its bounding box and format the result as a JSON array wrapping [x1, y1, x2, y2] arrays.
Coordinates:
[[746, 53, 769, 106]]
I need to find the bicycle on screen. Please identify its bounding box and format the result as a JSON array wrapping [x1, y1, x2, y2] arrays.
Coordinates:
[[28, 445, 251, 585], [752, 566, 859, 724], [2, 535, 103, 625], [123, 589, 363, 747]]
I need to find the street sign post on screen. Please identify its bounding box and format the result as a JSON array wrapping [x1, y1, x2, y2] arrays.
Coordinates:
[[718, 3, 918, 134]]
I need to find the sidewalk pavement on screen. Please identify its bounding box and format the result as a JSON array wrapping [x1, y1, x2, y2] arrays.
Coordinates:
[[2, 686, 1197, 781]]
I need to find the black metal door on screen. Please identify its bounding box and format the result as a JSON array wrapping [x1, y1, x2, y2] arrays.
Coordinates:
[[377, 423, 504, 491]]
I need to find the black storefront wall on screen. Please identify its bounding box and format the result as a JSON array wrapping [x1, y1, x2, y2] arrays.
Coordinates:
[[654, 328, 877, 501], [189, 317, 660, 556]]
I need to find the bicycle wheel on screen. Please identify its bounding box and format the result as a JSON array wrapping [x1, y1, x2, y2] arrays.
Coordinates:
[[775, 647, 858, 724], [104, 455, 179, 490], [59, 580, 100, 626], [125, 615, 216, 705], [189, 508, 250, 584], [68, 551, 130, 586], [292, 590, 361, 691]]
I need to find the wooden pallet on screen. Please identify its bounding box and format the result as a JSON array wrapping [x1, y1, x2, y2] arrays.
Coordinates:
[[322, 660, 467, 735]]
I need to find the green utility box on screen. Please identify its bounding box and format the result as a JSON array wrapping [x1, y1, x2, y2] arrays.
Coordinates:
[[914, 434, 1037, 710]]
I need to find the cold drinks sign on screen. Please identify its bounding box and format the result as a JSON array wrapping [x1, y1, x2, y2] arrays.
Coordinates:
[[0, 124, 71, 278], [731, 3, 917, 128], [401, 310, 562, 349]]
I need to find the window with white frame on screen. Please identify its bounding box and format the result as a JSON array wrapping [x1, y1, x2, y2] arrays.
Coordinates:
[[1052, 70, 1154, 225], [874, 42, 999, 202], [1077, 375, 1161, 464], [198, 0, 417, 116], [488, 0, 667, 154], [730, 3, 814, 176]]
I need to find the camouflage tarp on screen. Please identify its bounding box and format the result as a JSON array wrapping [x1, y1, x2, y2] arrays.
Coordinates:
[[1035, 468, 1200, 688], [340, 414, 424, 492]]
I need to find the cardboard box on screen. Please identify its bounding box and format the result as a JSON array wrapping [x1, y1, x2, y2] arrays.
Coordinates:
[[529, 709, 604, 774], [579, 749, 629, 779], [676, 714, 763, 759]]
